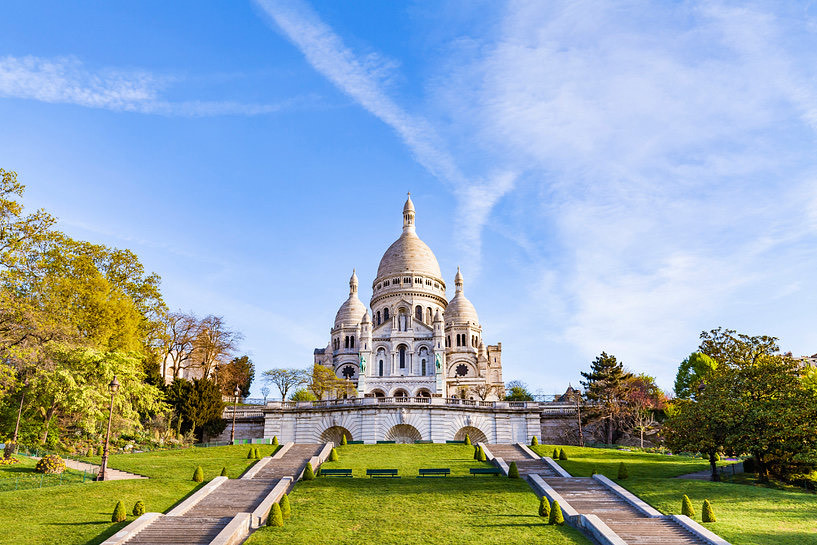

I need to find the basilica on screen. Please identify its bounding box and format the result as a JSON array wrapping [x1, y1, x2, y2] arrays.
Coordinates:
[[314, 195, 505, 400]]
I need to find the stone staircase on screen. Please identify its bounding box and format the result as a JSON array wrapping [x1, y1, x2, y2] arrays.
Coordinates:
[[488, 444, 558, 477], [125, 516, 231, 544]]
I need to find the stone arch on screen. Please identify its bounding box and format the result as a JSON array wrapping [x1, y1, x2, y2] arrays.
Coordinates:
[[392, 388, 409, 397], [415, 388, 432, 397], [444, 414, 493, 443], [370, 389, 386, 397], [454, 426, 487, 443], [385, 424, 422, 443], [448, 361, 475, 378], [321, 426, 352, 444]]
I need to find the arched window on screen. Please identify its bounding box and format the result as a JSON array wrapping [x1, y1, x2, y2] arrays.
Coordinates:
[[446, 336, 450, 347], [379, 360, 384, 377], [399, 345, 406, 368], [415, 305, 423, 322], [350, 336, 355, 348], [377, 311, 381, 325], [456, 334, 461, 347], [427, 307, 432, 323], [384, 308, 389, 321], [344, 336, 349, 348], [421, 359, 426, 375]]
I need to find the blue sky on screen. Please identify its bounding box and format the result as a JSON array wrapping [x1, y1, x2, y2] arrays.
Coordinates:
[[2, 1, 816, 397]]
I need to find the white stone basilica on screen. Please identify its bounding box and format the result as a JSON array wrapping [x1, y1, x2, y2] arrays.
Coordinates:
[[314, 195, 505, 400]]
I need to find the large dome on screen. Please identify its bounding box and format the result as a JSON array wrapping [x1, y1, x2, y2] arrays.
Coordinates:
[[375, 194, 443, 281]]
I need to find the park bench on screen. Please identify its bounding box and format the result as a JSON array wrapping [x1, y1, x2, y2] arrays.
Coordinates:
[[320, 469, 353, 478], [470, 467, 501, 477], [417, 468, 450, 478], [445, 440, 465, 444], [366, 469, 400, 478], [376, 440, 396, 444], [348, 441, 365, 444], [415, 440, 433, 444]]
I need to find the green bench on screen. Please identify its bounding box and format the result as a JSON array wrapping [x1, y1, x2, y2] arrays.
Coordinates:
[[418, 468, 450, 478], [367, 469, 400, 478], [470, 467, 501, 477], [321, 468, 353, 477], [376, 440, 396, 444], [347, 440, 365, 444], [445, 440, 466, 444]]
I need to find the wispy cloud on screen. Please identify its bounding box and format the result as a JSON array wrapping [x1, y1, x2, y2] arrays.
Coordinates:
[[0, 54, 291, 116]]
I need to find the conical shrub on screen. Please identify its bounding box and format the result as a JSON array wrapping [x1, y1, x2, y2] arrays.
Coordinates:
[[280, 493, 291, 519], [552, 448, 559, 459], [254, 447, 261, 459], [340, 434, 347, 446], [267, 503, 283, 527], [112, 500, 127, 523], [682, 494, 695, 517], [478, 446, 487, 462], [272, 436, 279, 446], [702, 500, 716, 523], [538, 496, 551, 518], [474, 446, 480, 460], [132, 500, 145, 517], [531, 436, 538, 446], [193, 466, 204, 482], [303, 462, 315, 481], [97, 445, 104, 456], [220, 466, 227, 477], [508, 461, 519, 478], [618, 462, 628, 480], [464, 434, 472, 446], [549, 500, 564, 525], [329, 447, 339, 462], [591, 467, 597, 476], [559, 448, 568, 460], [247, 448, 255, 459]]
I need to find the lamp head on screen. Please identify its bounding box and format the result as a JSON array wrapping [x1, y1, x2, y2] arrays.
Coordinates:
[[109, 375, 120, 394]]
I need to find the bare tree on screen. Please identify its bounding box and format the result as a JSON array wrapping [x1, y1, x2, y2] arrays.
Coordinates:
[[161, 311, 199, 380], [469, 383, 501, 401], [193, 315, 241, 379], [263, 368, 309, 401]]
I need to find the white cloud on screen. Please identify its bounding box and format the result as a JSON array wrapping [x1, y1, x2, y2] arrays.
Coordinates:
[[0, 54, 289, 116]]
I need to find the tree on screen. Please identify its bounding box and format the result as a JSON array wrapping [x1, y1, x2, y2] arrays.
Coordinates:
[[289, 388, 317, 402], [307, 364, 352, 400], [192, 315, 241, 379], [624, 374, 666, 448], [260, 386, 270, 403], [504, 380, 534, 401], [165, 378, 225, 441], [216, 355, 254, 397], [470, 383, 501, 401], [674, 352, 718, 399], [263, 368, 308, 401], [580, 352, 633, 444], [160, 312, 199, 380]]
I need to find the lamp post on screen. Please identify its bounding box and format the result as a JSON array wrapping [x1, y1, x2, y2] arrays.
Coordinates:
[[97, 375, 120, 481], [11, 378, 29, 452], [230, 386, 241, 444]]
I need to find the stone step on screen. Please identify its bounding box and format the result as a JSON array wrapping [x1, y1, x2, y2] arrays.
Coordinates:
[[126, 517, 231, 544]]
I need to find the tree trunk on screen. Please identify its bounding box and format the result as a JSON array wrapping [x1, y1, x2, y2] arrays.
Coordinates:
[[756, 453, 769, 483], [640, 429, 644, 449], [709, 451, 720, 482], [607, 415, 613, 445], [41, 405, 56, 444]]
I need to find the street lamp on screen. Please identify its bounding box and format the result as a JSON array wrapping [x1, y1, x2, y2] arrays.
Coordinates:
[[11, 378, 29, 453], [230, 386, 241, 444], [97, 375, 120, 481]]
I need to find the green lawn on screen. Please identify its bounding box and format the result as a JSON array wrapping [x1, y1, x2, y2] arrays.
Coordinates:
[[532, 444, 817, 545], [0, 444, 276, 545], [245, 444, 591, 545]]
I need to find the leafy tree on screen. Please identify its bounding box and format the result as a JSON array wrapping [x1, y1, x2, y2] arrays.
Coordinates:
[[263, 368, 308, 401], [624, 373, 666, 448], [504, 380, 534, 401], [308, 364, 353, 400], [289, 388, 317, 402], [165, 378, 225, 441], [580, 352, 633, 444], [216, 355, 254, 397], [674, 352, 718, 399]]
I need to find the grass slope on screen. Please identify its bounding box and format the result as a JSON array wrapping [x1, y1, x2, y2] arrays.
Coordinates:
[[531, 444, 817, 545], [245, 444, 591, 545], [0, 444, 276, 545]]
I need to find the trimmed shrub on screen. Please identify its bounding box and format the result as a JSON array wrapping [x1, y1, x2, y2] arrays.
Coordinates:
[[303, 462, 315, 481], [340, 434, 347, 446], [112, 500, 127, 523], [464, 434, 472, 446], [193, 466, 204, 482], [553, 448, 559, 459], [618, 462, 628, 480], [474, 446, 480, 460], [220, 467, 227, 477], [682, 494, 695, 517], [315, 466, 321, 477], [35, 454, 66, 474], [132, 500, 145, 517], [280, 493, 291, 519], [254, 447, 261, 459], [508, 461, 519, 478], [272, 436, 279, 446], [591, 467, 597, 476], [478, 446, 487, 462], [559, 448, 568, 461], [549, 500, 565, 525], [538, 496, 551, 518], [98, 445, 104, 456], [702, 499, 716, 523], [247, 448, 255, 459], [267, 503, 284, 527], [531, 436, 538, 446], [3, 441, 18, 459], [329, 447, 339, 462]]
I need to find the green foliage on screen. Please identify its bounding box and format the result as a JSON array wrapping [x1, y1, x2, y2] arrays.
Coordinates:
[[339, 434, 346, 446], [165, 378, 225, 442], [272, 436, 279, 446], [702, 499, 716, 522], [581, 352, 633, 444], [508, 461, 519, 478], [559, 448, 568, 460], [254, 447, 260, 460], [504, 380, 534, 401], [192, 466, 204, 482], [538, 496, 551, 518], [220, 466, 227, 477], [289, 388, 317, 402], [111, 500, 127, 523], [478, 446, 487, 462], [553, 449, 559, 459], [132, 500, 145, 516], [217, 355, 255, 397], [531, 436, 538, 446], [303, 462, 315, 481], [267, 503, 284, 527], [3, 441, 17, 459], [464, 434, 471, 446], [473, 446, 479, 460], [280, 493, 291, 520], [675, 352, 718, 399], [617, 462, 628, 479], [548, 500, 564, 525], [248, 448, 255, 459], [34, 454, 65, 474], [682, 494, 695, 517], [97, 445, 104, 456], [329, 447, 338, 462]]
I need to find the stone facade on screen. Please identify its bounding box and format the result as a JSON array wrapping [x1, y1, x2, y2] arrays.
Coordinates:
[[314, 195, 505, 400]]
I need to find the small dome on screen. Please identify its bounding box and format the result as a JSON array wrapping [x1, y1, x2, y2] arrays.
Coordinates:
[[403, 192, 415, 213], [445, 267, 479, 324], [335, 270, 366, 328]]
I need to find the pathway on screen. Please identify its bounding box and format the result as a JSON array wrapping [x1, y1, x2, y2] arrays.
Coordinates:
[[675, 462, 743, 481], [33, 457, 147, 481], [124, 444, 321, 545], [492, 444, 708, 545]]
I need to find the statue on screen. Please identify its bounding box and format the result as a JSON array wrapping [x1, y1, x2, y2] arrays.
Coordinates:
[[435, 354, 441, 370], [359, 355, 366, 372]]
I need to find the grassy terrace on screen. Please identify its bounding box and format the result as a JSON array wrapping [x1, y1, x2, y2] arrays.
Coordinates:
[[0, 444, 277, 545], [245, 444, 591, 545], [531, 444, 817, 545]]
